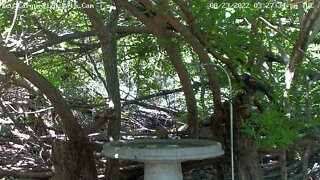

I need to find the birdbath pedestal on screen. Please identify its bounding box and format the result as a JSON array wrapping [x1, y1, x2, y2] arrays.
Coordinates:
[[103, 139, 224, 180]]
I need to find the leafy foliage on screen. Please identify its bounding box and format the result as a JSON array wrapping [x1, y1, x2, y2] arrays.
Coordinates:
[[1, 1, 320, 178], [242, 109, 320, 150]]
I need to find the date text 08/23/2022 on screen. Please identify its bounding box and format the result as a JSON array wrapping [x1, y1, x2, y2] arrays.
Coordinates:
[[209, 2, 315, 9]]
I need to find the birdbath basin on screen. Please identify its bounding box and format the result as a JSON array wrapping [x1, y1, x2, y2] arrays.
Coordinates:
[[103, 139, 224, 180]]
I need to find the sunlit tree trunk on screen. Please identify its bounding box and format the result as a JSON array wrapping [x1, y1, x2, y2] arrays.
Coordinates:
[[76, 0, 122, 178]]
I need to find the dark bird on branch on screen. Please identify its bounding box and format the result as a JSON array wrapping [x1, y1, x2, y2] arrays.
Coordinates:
[[242, 73, 273, 101], [265, 51, 288, 65]]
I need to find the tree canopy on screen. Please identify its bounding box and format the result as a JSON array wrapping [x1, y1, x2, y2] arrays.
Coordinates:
[[0, 0, 320, 179]]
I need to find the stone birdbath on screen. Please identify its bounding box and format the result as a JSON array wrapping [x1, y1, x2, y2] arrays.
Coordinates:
[[103, 139, 224, 180]]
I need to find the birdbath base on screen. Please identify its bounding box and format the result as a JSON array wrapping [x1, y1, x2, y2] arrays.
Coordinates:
[[145, 161, 182, 180]]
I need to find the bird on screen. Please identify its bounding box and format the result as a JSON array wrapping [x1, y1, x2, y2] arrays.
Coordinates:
[[242, 73, 273, 101], [155, 124, 168, 139]]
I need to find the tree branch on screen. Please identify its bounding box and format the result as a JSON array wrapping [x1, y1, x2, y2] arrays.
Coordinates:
[[0, 46, 83, 142], [173, 0, 240, 81], [116, 0, 199, 138], [14, 26, 175, 57]]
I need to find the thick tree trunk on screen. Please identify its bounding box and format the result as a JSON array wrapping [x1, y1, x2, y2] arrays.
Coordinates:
[[76, 1, 122, 178], [51, 140, 97, 180], [232, 96, 264, 180], [235, 133, 263, 180], [103, 8, 121, 180]]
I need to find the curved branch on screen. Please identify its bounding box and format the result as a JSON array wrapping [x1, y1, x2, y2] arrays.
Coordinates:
[[137, 0, 223, 132], [116, 0, 199, 138], [14, 26, 175, 57], [0, 46, 83, 142], [173, 0, 240, 81]]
